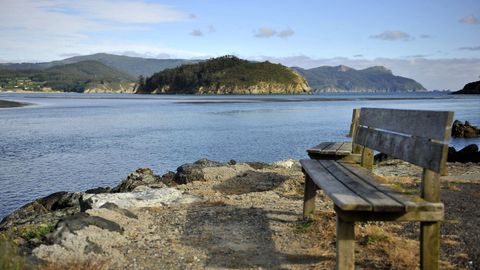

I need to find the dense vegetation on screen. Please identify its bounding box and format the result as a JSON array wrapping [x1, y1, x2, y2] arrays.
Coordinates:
[[137, 55, 308, 94], [453, 80, 480, 94], [293, 65, 426, 92], [0, 60, 134, 92], [0, 53, 195, 78]]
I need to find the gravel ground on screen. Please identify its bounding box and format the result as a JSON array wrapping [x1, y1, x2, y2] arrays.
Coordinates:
[[4, 160, 479, 269]]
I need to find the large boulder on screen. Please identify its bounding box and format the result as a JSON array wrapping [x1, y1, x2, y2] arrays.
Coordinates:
[[174, 159, 224, 184], [0, 192, 83, 231], [452, 120, 480, 138], [447, 144, 480, 163], [110, 168, 164, 192], [80, 187, 202, 211]]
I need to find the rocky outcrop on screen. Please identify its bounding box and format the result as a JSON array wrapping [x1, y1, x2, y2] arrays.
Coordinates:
[[452, 120, 480, 138], [448, 144, 480, 163], [80, 187, 202, 211], [0, 191, 82, 230], [452, 80, 480, 94]]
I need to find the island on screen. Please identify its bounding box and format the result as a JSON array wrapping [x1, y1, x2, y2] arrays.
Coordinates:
[[135, 55, 311, 95]]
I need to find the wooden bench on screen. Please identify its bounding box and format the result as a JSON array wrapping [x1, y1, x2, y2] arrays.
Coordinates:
[[301, 108, 453, 270]]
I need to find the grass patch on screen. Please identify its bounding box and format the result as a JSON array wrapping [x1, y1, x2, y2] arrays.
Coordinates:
[[0, 234, 26, 270], [21, 223, 55, 240], [295, 219, 315, 234]]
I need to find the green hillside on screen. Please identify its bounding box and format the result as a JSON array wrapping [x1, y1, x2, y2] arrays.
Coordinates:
[[136, 55, 311, 95], [292, 65, 425, 92], [0, 53, 195, 78], [0, 60, 134, 92]]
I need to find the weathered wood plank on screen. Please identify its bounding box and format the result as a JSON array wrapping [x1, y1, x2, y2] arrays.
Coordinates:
[[307, 141, 351, 156], [347, 108, 361, 138], [300, 159, 372, 211], [420, 222, 440, 270], [319, 160, 404, 212], [340, 163, 418, 211], [358, 108, 454, 141], [338, 142, 353, 153], [335, 205, 444, 222], [354, 126, 445, 173], [303, 174, 317, 219], [321, 142, 347, 155], [360, 147, 373, 171], [336, 216, 355, 270]]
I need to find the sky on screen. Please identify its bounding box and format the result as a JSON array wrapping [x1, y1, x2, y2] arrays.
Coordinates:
[[0, 0, 479, 90]]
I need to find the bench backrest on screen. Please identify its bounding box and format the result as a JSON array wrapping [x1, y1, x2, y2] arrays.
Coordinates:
[[352, 108, 454, 174]]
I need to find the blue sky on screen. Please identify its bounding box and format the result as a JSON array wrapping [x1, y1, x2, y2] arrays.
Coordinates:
[[0, 0, 479, 89]]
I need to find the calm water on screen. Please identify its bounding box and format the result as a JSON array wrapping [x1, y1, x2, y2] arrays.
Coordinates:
[[1, 92, 479, 219]]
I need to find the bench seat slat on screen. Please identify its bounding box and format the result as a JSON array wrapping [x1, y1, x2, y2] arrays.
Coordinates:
[[301, 159, 372, 211], [307, 141, 352, 156], [301, 159, 444, 213], [319, 160, 405, 212]]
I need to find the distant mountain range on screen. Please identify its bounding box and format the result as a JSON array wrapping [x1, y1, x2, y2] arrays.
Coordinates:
[[292, 65, 426, 92], [0, 53, 427, 93], [0, 53, 195, 78], [137, 55, 310, 94]]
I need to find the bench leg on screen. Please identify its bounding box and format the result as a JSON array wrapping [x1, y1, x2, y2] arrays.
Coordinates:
[[420, 221, 440, 270], [303, 175, 317, 219], [336, 216, 355, 270]]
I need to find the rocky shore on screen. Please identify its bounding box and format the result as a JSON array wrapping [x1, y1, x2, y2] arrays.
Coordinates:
[[1, 159, 479, 269]]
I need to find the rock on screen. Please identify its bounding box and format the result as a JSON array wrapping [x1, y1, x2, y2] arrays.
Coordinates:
[[0, 192, 82, 231], [447, 144, 480, 163], [85, 187, 111, 194], [80, 188, 202, 210], [47, 212, 123, 244], [174, 159, 224, 184], [111, 168, 162, 192], [245, 162, 271, 170], [452, 120, 480, 138], [99, 203, 138, 219], [272, 159, 301, 169]]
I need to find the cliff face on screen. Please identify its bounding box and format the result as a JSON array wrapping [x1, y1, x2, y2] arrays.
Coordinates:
[[453, 80, 480, 94], [137, 56, 311, 95]]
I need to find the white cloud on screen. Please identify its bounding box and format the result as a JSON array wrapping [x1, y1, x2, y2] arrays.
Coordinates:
[[254, 27, 295, 39], [277, 27, 295, 38], [459, 15, 478, 24], [370, 31, 413, 41], [254, 55, 480, 90], [190, 29, 204, 37], [254, 27, 277, 38], [0, 0, 196, 61]]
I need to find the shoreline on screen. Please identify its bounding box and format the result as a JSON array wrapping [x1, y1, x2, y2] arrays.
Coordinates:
[[0, 99, 30, 108], [0, 159, 478, 269]]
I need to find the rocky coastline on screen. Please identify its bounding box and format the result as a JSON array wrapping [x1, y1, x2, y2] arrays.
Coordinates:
[[1, 158, 479, 269]]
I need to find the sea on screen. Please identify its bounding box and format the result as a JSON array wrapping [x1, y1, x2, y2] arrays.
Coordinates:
[[1, 92, 479, 219]]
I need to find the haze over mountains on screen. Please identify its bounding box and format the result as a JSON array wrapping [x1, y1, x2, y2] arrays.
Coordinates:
[[0, 53, 426, 93]]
